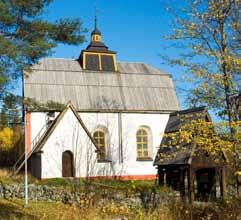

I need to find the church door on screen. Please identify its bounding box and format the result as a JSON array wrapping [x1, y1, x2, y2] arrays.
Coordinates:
[[62, 151, 74, 177]]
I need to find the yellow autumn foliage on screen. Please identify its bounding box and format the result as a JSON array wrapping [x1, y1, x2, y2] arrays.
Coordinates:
[[0, 127, 14, 150], [162, 114, 237, 164]]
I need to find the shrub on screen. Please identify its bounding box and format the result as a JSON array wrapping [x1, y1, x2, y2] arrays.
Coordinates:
[[0, 127, 23, 166], [0, 127, 14, 150]]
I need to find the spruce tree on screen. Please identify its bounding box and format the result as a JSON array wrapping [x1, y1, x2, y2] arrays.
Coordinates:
[[0, 0, 86, 95]]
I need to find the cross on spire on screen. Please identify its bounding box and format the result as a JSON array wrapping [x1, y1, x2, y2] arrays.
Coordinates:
[[91, 5, 101, 38], [94, 4, 99, 30], [94, 6, 97, 29]]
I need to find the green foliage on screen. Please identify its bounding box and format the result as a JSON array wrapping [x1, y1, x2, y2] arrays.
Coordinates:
[[24, 98, 66, 111], [0, 93, 23, 165], [37, 178, 157, 192], [40, 178, 85, 189], [0, 0, 86, 95], [0, 93, 22, 129]]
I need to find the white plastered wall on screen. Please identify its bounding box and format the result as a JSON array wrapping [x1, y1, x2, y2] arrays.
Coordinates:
[[30, 112, 47, 150], [30, 111, 169, 179]]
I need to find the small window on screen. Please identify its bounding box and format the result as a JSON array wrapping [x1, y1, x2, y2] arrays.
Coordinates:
[[101, 55, 115, 72], [136, 126, 153, 160], [93, 130, 106, 161], [86, 54, 100, 71], [136, 129, 148, 158], [47, 112, 55, 127]]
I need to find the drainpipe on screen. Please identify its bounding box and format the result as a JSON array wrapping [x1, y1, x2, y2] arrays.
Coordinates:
[[118, 113, 123, 163]]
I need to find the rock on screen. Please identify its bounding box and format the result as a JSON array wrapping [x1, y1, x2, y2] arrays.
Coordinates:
[[0, 182, 169, 209]]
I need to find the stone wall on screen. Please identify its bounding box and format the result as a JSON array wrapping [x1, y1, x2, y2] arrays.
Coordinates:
[[0, 183, 177, 208]]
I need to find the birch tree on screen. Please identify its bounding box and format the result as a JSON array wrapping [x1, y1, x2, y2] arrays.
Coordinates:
[[162, 0, 240, 134]]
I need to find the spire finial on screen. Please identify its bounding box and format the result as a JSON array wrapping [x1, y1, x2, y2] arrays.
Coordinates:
[[94, 5, 98, 29], [91, 5, 101, 41], [94, 15, 97, 29]]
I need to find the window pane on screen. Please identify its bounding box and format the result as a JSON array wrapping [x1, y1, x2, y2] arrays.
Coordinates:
[[94, 130, 106, 160], [143, 137, 148, 142], [137, 151, 142, 157], [101, 55, 115, 72], [99, 139, 104, 145], [93, 133, 98, 138], [86, 54, 100, 71], [137, 144, 142, 149], [143, 144, 147, 149], [136, 128, 150, 158]]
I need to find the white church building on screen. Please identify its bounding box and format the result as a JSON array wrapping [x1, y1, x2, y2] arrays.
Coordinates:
[[16, 20, 179, 180]]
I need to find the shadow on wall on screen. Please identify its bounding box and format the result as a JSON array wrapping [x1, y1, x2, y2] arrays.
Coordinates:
[[45, 120, 127, 179]]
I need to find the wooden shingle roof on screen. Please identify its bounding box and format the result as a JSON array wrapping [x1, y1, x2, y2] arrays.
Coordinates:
[[24, 58, 179, 112], [154, 107, 210, 166]]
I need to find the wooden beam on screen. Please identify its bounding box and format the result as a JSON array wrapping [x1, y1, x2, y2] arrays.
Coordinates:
[[219, 168, 223, 198], [158, 168, 165, 186], [188, 166, 195, 204], [222, 166, 227, 198], [180, 168, 185, 197]]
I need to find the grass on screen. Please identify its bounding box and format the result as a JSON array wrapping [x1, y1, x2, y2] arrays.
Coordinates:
[[0, 169, 160, 193], [2, 169, 241, 219], [0, 198, 171, 220], [38, 178, 157, 189], [0, 168, 11, 179], [2, 198, 241, 220], [0, 169, 40, 186], [0, 199, 97, 220]]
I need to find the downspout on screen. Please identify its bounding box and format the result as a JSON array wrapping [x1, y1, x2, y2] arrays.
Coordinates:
[[118, 112, 123, 163]]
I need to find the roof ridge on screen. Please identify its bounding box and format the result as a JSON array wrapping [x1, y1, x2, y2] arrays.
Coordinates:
[[143, 63, 171, 75], [27, 68, 172, 76], [117, 61, 145, 64], [170, 106, 207, 116], [41, 57, 77, 61], [32, 102, 100, 153]]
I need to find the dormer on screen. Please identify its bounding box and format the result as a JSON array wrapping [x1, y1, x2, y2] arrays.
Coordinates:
[[79, 17, 118, 72]]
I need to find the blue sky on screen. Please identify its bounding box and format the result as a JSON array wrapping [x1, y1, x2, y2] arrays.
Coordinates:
[[15, 0, 186, 107], [46, 0, 175, 68]]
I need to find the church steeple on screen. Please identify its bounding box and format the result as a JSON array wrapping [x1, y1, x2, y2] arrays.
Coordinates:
[[86, 16, 108, 52], [79, 16, 118, 72], [91, 15, 102, 42]]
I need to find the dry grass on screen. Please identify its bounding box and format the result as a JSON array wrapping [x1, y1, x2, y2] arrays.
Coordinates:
[[1, 198, 241, 220], [1, 173, 241, 220], [0, 168, 11, 178], [0, 199, 94, 220], [0, 169, 41, 185], [0, 199, 172, 220]]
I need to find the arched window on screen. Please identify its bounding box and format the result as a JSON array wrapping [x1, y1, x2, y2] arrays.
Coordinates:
[[136, 127, 152, 159], [93, 130, 106, 161]]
